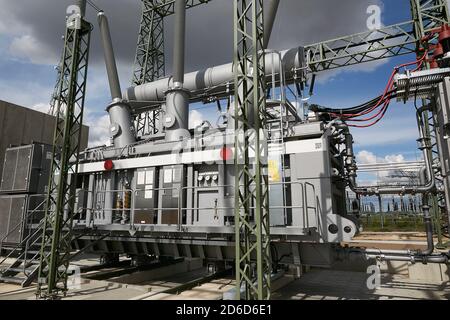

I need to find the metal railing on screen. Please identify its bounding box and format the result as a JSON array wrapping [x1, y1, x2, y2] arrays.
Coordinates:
[[72, 180, 320, 230], [0, 195, 46, 258]]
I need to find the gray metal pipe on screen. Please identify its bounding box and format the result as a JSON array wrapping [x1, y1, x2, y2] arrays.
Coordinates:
[[365, 254, 448, 263], [338, 106, 436, 195], [76, 0, 87, 17], [350, 162, 440, 263], [98, 12, 122, 100], [98, 11, 136, 148], [164, 0, 190, 142], [347, 248, 449, 264], [419, 168, 435, 256], [173, 0, 186, 85], [123, 47, 303, 104], [264, 0, 281, 49]]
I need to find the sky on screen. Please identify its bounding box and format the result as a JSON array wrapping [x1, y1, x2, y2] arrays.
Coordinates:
[[0, 0, 439, 185]]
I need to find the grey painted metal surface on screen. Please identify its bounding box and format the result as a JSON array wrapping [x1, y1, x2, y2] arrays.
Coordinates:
[[435, 77, 450, 228], [124, 48, 304, 104], [98, 12, 136, 148], [263, 0, 280, 49], [0, 144, 52, 195], [172, 0, 186, 86], [164, 0, 190, 142], [76, 0, 86, 17]]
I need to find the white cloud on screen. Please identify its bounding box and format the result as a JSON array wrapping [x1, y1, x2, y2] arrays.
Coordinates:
[[357, 150, 406, 165], [385, 154, 405, 163], [356, 150, 415, 185], [84, 113, 111, 147], [31, 103, 50, 113], [356, 150, 377, 164], [189, 110, 204, 129], [9, 34, 59, 65]]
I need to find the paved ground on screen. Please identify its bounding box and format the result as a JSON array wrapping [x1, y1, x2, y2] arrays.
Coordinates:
[[1, 233, 448, 300], [272, 269, 450, 300], [1, 268, 448, 300]]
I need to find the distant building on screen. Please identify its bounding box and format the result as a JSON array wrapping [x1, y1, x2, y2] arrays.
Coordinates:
[[0, 100, 89, 182]]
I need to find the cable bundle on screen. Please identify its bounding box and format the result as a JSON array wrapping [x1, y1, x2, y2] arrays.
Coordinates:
[[310, 52, 428, 128]]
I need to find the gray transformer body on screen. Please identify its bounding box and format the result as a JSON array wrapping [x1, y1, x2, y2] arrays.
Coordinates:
[[73, 120, 359, 265]]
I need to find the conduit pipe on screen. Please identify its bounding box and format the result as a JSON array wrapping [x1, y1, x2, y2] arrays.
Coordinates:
[[335, 105, 435, 195], [123, 48, 304, 105], [264, 0, 281, 49], [76, 0, 87, 17], [164, 0, 190, 142], [98, 11, 136, 148], [329, 110, 449, 264]]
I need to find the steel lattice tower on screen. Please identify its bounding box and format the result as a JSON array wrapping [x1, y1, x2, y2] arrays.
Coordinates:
[[410, 0, 450, 242], [233, 0, 271, 300], [36, 12, 91, 299]]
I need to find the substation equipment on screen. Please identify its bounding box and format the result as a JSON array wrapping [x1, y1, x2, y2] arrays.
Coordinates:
[[1, 0, 450, 300]]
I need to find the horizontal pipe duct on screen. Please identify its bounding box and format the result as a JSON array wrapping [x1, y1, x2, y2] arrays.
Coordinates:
[[123, 47, 305, 106]]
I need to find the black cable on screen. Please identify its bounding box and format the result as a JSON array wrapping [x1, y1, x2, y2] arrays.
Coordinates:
[[87, 0, 102, 12], [310, 90, 396, 116]]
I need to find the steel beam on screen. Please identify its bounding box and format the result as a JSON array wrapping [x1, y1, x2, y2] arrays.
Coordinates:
[[233, 0, 271, 300], [410, 0, 450, 240], [305, 0, 449, 73], [305, 21, 417, 72], [37, 9, 91, 299]]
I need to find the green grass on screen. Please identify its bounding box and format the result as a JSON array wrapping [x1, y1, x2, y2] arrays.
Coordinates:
[[359, 213, 425, 232]]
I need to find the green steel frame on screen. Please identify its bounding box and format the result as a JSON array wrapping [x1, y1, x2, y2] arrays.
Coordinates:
[[36, 15, 91, 299], [48, 58, 63, 116], [305, 0, 449, 245], [409, 0, 450, 245], [32, 0, 450, 301], [305, 0, 449, 73], [233, 0, 271, 300], [305, 21, 417, 72]]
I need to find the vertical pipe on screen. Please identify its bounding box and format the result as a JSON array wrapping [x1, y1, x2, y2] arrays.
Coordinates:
[[165, 0, 189, 142], [98, 12, 122, 100], [76, 0, 87, 17], [419, 167, 434, 255], [378, 195, 384, 229], [173, 0, 186, 86], [263, 0, 280, 49], [98, 11, 136, 147]]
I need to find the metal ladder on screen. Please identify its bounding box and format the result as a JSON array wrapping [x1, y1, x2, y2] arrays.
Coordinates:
[[0, 202, 46, 287]]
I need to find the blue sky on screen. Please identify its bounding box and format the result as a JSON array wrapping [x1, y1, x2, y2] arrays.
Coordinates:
[[0, 0, 435, 185]]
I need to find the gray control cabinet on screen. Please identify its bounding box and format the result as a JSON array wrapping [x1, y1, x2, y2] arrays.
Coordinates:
[[0, 194, 27, 245], [158, 165, 185, 225], [134, 167, 158, 225], [0, 143, 52, 194]]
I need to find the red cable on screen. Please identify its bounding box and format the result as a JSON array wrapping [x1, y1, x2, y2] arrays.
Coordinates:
[[333, 51, 428, 125], [331, 69, 397, 119], [348, 97, 391, 128]]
